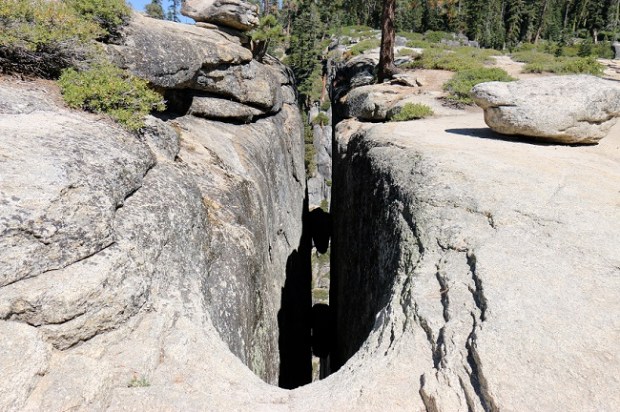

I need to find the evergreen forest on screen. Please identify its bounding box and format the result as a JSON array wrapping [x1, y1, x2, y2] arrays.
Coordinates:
[[245, 0, 620, 104]]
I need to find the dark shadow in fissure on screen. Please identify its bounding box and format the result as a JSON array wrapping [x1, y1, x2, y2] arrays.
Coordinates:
[[277, 197, 333, 389], [445, 128, 597, 147]]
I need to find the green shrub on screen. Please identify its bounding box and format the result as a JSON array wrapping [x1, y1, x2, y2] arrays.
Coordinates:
[[302, 115, 317, 175], [398, 31, 425, 41], [443, 68, 514, 105], [403, 46, 497, 71], [331, 25, 376, 38], [312, 288, 329, 301], [405, 39, 433, 49], [128, 375, 150, 388], [519, 54, 604, 75], [64, 0, 131, 37], [58, 62, 165, 130], [0, 0, 131, 77], [304, 143, 316, 175], [0, 0, 101, 76], [424, 30, 452, 43], [397, 47, 417, 56], [390, 103, 434, 121], [312, 112, 330, 126], [350, 38, 380, 55], [511, 50, 555, 64], [320, 100, 331, 111]]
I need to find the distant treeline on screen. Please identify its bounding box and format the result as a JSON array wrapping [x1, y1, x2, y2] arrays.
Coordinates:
[[275, 0, 620, 49]]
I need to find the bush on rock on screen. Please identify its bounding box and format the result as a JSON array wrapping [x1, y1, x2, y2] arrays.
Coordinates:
[[58, 62, 165, 131]]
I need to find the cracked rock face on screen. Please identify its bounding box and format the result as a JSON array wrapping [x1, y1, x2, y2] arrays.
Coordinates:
[[472, 75, 620, 144], [0, 72, 305, 409], [182, 0, 260, 32], [106, 12, 253, 89], [328, 114, 620, 411]]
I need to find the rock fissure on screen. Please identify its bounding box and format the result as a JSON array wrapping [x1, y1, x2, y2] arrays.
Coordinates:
[[465, 252, 487, 322]]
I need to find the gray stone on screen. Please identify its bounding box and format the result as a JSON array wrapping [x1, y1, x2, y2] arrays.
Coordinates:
[[472, 75, 620, 144], [195, 21, 251, 45], [332, 55, 377, 100], [0, 73, 305, 408], [395, 36, 407, 47], [328, 113, 620, 411], [342, 84, 406, 121], [0, 323, 50, 410], [189, 95, 266, 122], [307, 123, 332, 209], [193, 60, 283, 111], [614, 41, 620, 59], [140, 116, 180, 160], [106, 12, 252, 89], [182, 0, 259, 31]]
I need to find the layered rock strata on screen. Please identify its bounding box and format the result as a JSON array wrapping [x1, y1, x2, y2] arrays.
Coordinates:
[[182, 0, 259, 32]]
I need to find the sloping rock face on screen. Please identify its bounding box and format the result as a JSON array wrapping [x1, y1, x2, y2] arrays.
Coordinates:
[[0, 28, 305, 409], [327, 115, 620, 411], [472, 75, 620, 144]]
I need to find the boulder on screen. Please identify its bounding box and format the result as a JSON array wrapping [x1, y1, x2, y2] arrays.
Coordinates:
[[182, 0, 259, 32], [332, 55, 377, 100], [342, 84, 414, 121], [395, 36, 407, 47], [106, 12, 252, 90], [189, 95, 266, 122], [472, 75, 620, 144], [193, 60, 283, 111]]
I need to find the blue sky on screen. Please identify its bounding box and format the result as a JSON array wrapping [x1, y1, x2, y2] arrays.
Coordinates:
[[128, 0, 165, 12], [127, 1, 192, 23]]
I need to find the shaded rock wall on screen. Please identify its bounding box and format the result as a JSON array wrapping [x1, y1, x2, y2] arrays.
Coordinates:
[[0, 13, 305, 409]]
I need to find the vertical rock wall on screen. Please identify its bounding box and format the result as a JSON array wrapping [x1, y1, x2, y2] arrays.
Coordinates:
[[0, 12, 307, 410]]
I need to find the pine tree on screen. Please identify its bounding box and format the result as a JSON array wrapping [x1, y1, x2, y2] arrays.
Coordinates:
[[378, 0, 397, 82], [145, 0, 165, 20], [166, 0, 183, 22]]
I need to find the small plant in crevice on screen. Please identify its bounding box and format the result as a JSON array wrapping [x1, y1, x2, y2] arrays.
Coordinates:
[[58, 62, 165, 131], [127, 374, 150, 388], [312, 288, 329, 302], [312, 112, 330, 126], [389, 103, 434, 121]]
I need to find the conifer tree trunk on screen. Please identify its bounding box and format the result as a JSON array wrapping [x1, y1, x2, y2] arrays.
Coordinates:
[[534, 0, 549, 43], [378, 0, 397, 82]]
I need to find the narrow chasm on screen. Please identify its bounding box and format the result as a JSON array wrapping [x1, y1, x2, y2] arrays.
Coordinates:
[[276, 81, 338, 387]]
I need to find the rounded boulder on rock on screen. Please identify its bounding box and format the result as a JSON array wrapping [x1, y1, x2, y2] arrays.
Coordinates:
[[472, 75, 620, 144], [182, 0, 259, 32]]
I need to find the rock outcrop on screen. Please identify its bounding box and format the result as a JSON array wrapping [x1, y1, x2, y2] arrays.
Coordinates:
[[106, 13, 252, 89], [328, 113, 620, 411], [0, 8, 306, 409], [472, 75, 620, 144], [182, 0, 259, 31]]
